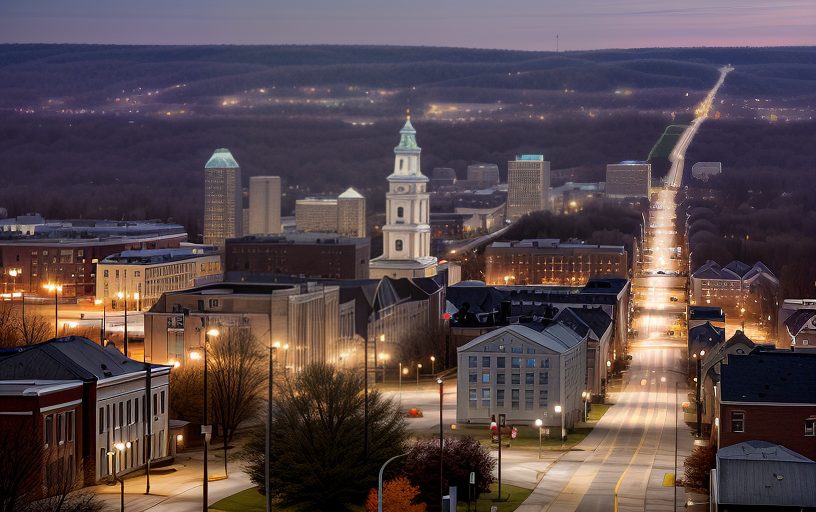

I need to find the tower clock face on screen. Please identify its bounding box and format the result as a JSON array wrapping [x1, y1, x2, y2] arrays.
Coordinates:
[[394, 185, 407, 193]]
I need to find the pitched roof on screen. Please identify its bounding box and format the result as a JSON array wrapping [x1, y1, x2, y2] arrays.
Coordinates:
[[338, 187, 364, 199], [785, 309, 816, 336], [720, 351, 816, 404], [715, 441, 816, 507], [553, 309, 589, 338], [0, 336, 167, 382], [568, 307, 612, 338], [689, 322, 725, 354], [457, 323, 583, 355], [204, 148, 239, 169]]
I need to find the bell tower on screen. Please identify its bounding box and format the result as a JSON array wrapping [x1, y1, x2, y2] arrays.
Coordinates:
[[370, 112, 438, 279]]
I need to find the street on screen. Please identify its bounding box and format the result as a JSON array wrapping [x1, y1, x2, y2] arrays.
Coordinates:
[[516, 67, 731, 511]]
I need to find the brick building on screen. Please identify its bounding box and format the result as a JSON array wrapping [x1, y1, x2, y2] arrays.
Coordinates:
[[716, 350, 816, 460], [224, 233, 370, 280]]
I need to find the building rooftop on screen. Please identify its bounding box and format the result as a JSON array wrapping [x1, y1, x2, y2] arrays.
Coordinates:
[[101, 247, 218, 265], [715, 441, 816, 508], [489, 239, 625, 252], [457, 322, 584, 355], [0, 336, 169, 382], [0, 380, 84, 397], [516, 155, 544, 161], [227, 233, 369, 248], [785, 309, 816, 336], [338, 187, 365, 199], [204, 148, 239, 169], [617, 160, 649, 165], [720, 351, 816, 404], [692, 260, 777, 282], [0, 219, 186, 245]]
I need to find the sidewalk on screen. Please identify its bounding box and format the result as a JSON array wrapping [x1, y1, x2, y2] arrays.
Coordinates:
[[91, 449, 255, 512]]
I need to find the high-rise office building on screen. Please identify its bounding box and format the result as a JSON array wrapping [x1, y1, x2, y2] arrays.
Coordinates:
[[248, 176, 282, 235], [369, 115, 438, 279], [337, 187, 366, 237], [203, 148, 242, 247], [507, 154, 550, 221], [466, 163, 500, 187], [605, 161, 651, 199]]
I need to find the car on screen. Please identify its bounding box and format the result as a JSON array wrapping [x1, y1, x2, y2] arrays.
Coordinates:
[[670, 296, 679, 302], [657, 271, 666, 275]]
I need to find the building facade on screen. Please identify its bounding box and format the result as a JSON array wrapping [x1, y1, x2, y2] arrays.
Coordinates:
[[0, 220, 187, 298], [248, 176, 282, 235], [466, 163, 500, 188], [224, 233, 370, 280], [0, 337, 171, 485], [295, 187, 366, 238], [96, 247, 222, 311], [690, 260, 780, 326], [507, 155, 550, 221], [485, 239, 628, 286], [369, 116, 438, 279], [203, 148, 243, 247], [456, 323, 586, 427], [605, 161, 651, 199], [144, 282, 345, 371]]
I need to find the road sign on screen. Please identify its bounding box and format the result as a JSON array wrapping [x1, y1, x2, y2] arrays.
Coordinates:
[[469, 472, 475, 485]]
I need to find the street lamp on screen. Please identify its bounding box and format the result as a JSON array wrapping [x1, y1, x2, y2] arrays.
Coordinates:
[[534, 418, 543, 459], [581, 391, 589, 422], [437, 377, 444, 511], [43, 283, 63, 338], [740, 307, 746, 331], [694, 350, 705, 437], [416, 363, 423, 390], [113, 441, 131, 512], [95, 299, 107, 345], [430, 355, 436, 375], [266, 340, 280, 512], [554, 404, 565, 448], [201, 327, 219, 511]]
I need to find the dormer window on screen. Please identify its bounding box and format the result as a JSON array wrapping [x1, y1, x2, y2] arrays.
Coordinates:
[[399, 159, 404, 170]]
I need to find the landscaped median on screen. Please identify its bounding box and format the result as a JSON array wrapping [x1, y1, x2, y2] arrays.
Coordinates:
[[209, 484, 533, 512]]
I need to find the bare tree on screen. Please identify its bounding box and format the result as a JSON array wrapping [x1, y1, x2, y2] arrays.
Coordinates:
[[0, 421, 40, 512], [0, 303, 21, 348], [169, 364, 204, 426], [18, 314, 51, 346], [399, 324, 447, 372], [208, 328, 266, 475]]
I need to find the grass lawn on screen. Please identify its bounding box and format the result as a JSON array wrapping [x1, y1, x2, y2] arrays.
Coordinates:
[[456, 483, 533, 511], [648, 124, 688, 160], [209, 488, 265, 512], [211, 485, 531, 512], [588, 403, 611, 422]]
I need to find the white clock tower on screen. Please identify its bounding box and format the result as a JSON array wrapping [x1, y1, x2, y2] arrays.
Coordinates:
[[369, 114, 438, 279]]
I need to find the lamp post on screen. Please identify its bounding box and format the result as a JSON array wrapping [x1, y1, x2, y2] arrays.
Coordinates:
[[555, 404, 564, 448], [430, 355, 436, 375], [437, 377, 444, 510], [43, 283, 62, 338], [200, 327, 219, 511], [694, 350, 705, 437], [266, 341, 279, 512], [416, 363, 423, 390], [364, 334, 369, 461], [95, 299, 107, 345], [377, 453, 409, 512], [114, 441, 131, 512], [534, 418, 543, 459], [581, 391, 589, 422], [740, 307, 746, 332]]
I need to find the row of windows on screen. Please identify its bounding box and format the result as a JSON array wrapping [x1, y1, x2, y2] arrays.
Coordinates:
[[468, 388, 548, 409], [98, 391, 165, 435], [731, 411, 815, 436], [44, 410, 76, 447], [470, 371, 549, 386], [468, 355, 549, 369]]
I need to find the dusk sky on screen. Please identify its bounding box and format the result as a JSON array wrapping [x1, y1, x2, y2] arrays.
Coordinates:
[[2, 0, 814, 50]]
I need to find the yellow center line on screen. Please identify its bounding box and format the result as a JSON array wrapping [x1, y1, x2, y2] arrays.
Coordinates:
[[613, 361, 660, 512]]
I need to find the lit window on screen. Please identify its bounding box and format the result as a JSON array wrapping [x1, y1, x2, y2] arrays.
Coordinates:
[[806, 419, 815, 437], [731, 411, 745, 433]]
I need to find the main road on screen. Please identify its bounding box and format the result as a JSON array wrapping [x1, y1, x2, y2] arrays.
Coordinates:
[[517, 66, 731, 512]]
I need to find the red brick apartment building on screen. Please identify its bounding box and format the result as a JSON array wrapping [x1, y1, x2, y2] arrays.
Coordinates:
[[716, 350, 816, 460]]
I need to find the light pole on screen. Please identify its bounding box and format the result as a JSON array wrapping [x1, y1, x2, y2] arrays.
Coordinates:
[[694, 350, 705, 437], [377, 453, 409, 512], [114, 441, 131, 512], [43, 283, 62, 338], [581, 391, 589, 422], [740, 307, 746, 332], [437, 377, 444, 510], [430, 355, 436, 375], [266, 341, 279, 512], [416, 363, 422, 390], [95, 299, 107, 345], [555, 404, 564, 448], [200, 327, 219, 512], [364, 334, 369, 460], [534, 418, 543, 459]]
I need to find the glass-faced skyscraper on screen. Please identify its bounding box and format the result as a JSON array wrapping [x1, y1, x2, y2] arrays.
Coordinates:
[[203, 148, 242, 247]]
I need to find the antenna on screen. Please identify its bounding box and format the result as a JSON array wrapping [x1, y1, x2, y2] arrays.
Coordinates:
[[556, 34, 559, 53]]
